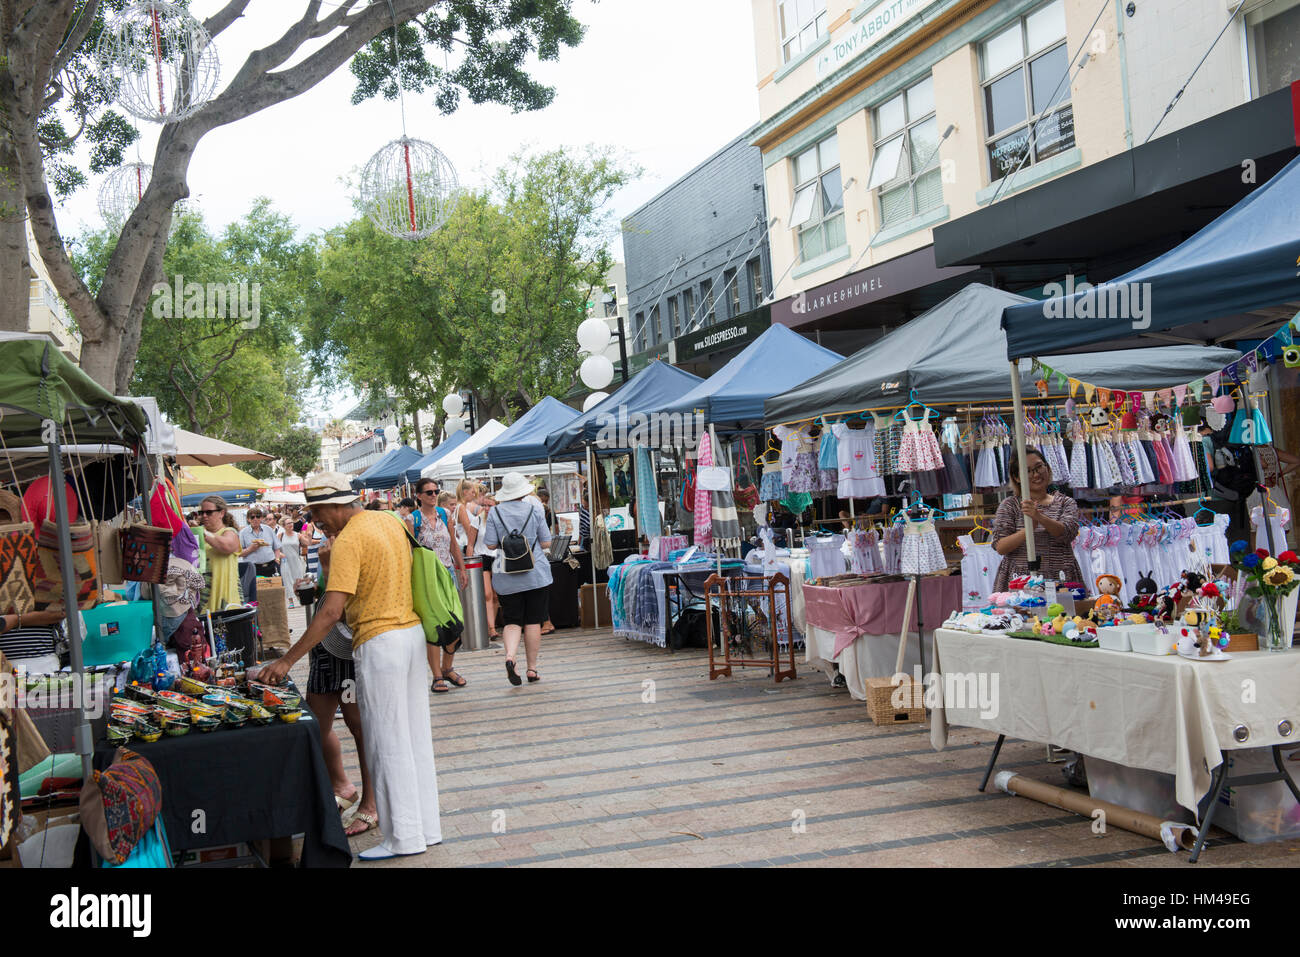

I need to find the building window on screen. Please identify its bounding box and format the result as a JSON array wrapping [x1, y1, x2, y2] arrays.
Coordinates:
[[747, 259, 765, 306], [980, 0, 1073, 182], [649, 304, 661, 345], [603, 285, 619, 318], [1247, 0, 1300, 97], [701, 279, 716, 325], [778, 0, 828, 64], [790, 134, 845, 263], [635, 311, 646, 351], [668, 296, 681, 338], [681, 287, 695, 332], [869, 76, 943, 228], [724, 269, 741, 317]]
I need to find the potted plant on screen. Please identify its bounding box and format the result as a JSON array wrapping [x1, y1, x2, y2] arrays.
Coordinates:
[[1228, 542, 1300, 652]]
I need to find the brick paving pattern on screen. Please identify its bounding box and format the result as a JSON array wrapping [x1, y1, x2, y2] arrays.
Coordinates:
[[284, 605, 1300, 867]]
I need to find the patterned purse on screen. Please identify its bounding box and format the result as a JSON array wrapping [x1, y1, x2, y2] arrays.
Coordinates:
[[32, 518, 101, 611], [0, 523, 39, 615]]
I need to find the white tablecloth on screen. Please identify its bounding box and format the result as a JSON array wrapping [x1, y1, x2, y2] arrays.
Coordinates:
[[804, 624, 929, 700], [930, 628, 1300, 814]]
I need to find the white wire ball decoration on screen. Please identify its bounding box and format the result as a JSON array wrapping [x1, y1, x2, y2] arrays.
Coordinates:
[[95, 2, 220, 124], [360, 136, 459, 241], [97, 162, 153, 225]]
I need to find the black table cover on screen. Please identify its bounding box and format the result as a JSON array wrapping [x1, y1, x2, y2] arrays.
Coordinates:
[[94, 716, 350, 867]]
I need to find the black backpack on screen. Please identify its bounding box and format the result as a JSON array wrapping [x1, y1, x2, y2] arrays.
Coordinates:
[[493, 508, 536, 574]]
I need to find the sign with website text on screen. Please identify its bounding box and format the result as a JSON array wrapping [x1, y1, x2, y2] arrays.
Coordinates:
[[816, 0, 945, 78], [673, 310, 770, 361]]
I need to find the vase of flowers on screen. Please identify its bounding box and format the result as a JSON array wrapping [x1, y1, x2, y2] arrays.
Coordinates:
[[1228, 543, 1299, 652]]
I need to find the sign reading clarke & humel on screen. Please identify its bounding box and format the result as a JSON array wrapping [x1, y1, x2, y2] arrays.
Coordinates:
[[816, 0, 945, 78]]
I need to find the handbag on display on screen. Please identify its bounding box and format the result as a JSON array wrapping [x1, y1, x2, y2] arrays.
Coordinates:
[[93, 521, 124, 586], [32, 518, 100, 611], [733, 437, 761, 511], [120, 524, 173, 584], [0, 522, 38, 615]]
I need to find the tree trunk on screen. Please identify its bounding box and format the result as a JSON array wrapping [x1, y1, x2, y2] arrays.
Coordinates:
[[412, 407, 423, 453], [0, 81, 30, 336]]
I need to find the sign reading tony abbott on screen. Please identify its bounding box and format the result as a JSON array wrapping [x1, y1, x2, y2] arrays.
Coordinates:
[[816, 0, 944, 78]]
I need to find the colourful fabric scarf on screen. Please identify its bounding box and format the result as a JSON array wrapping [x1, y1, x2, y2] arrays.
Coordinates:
[[635, 445, 661, 539], [694, 433, 713, 548]]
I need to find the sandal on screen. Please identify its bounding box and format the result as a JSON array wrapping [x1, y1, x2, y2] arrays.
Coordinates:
[[444, 669, 467, 688], [505, 658, 522, 686], [431, 678, 450, 694], [335, 791, 359, 813], [526, 669, 540, 683], [346, 811, 378, 837]]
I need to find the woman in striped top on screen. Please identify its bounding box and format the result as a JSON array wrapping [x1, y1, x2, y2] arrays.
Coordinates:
[[299, 520, 325, 578], [0, 609, 66, 673]]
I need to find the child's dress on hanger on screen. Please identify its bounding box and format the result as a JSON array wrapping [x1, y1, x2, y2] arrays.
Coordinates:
[[832, 423, 885, 499], [897, 408, 944, 472], [900, 517, 946, 575]]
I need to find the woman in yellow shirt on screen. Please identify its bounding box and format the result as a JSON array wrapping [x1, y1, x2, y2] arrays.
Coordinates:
[[198, 496, 243, 611]]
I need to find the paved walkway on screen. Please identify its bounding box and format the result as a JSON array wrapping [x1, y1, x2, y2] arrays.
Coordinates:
[[284, 608, 1300, 868]]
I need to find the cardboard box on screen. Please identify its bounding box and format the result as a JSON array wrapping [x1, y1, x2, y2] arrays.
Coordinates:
[[579, 583, 611, 629]]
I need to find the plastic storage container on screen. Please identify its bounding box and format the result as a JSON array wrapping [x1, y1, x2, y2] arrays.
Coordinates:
[[1095, 626, 1132, 652], [1086, 755, 1194, 823], [1128, 624, 1174, 656], [1214, 747, 1300, 843], [79, 601, 155, 666]]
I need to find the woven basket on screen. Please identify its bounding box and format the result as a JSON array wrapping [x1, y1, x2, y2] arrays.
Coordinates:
[[120, 525, 172, 584], [864, 677, 926, 725]]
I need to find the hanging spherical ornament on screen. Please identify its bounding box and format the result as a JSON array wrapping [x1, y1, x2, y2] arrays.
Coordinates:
[[359, 136, 459, 241], [442, 393, 464, 417], [444, 415, 465, 435], [580, 354, 615, 391], [95, 2, 220, 124], [582, 392, 610, 412], [97, 162, 153, 225]]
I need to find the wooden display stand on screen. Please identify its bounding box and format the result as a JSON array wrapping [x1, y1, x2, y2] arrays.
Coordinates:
[[704, 573, 797, 684], [579, 583, 610, 629]]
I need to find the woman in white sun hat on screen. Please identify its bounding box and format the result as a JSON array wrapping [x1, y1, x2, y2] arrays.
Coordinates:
[[482, 472, 553, 686]]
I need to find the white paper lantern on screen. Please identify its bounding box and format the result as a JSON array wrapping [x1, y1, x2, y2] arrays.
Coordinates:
[[580, 354, 615, 391], [444, 415, 465, 435], [97, 162, 152, 224], [96, 2, 220, 124], [577, 317, 612, 354], [442, 393, 464, 417], [360, 136, 459, 241], [582, 391, 610, 412]]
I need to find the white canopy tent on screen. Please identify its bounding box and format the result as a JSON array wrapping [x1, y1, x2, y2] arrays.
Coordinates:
[[262, 489, 307, 505], [463, 459, 579, 480], [422, 419, 507, 481]]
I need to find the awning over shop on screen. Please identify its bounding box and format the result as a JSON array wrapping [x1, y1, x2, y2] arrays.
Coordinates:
[[462, 397, 579, 471], [404, 431, 471, 483], [423, 420, 507, 481], [542, 360, 705, 458], [765, 283, 1241, 424], [659, 324, 842, 425], [353, 445, 422, 490], [1001, 151, 1300, 359]]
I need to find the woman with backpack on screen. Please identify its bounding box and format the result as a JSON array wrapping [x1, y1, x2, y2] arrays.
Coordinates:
[[482, 473, 553, 686], [408, 477, 470, 692]]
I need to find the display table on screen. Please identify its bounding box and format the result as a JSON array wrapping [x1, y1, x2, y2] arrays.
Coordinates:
[[612, 561, 746, 648], [94, 716, 351, 867], [802, 576, 962, 699], [930, 629, 1300, 819], [547, 558, 583, 629]]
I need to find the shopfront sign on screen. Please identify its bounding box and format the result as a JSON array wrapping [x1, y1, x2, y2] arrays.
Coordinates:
[[816, 0, 944, 78], [672, 309, 771, 362]]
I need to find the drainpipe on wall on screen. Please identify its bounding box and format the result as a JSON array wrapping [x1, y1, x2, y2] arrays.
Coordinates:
[[1114, 0, 1135, 149]]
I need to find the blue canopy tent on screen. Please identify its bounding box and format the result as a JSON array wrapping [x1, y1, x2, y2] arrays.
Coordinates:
[[657, 324, 843, 427], [352, 445, 422, 490], [1001, 152, 1300, 359], [462, 396, 580, 471], [542, 360, 705, 460], [403, 431, 470, 484], [181, 489, 260, 507]]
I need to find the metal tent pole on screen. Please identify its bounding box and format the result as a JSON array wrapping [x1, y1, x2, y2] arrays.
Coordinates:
[[1008, 361, 1038, 569], [586, 442, 599, 629], [48, 438, 93, 784]]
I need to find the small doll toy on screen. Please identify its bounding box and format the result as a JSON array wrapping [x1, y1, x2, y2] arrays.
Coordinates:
[[1094, 574, 1122, 612], [1088, 406, 1109, 427], [1132, 570, 1158, 607]]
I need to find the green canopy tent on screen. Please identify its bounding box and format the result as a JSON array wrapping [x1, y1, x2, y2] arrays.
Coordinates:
[[0, 333, 151, 783]]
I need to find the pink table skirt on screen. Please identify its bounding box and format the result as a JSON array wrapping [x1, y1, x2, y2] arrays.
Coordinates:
[[802, 577, 963, 659]]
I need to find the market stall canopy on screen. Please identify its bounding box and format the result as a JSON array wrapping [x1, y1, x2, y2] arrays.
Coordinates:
[[765, 284, 1242, 424], [0, 333, 147, 447], [353, 445, 422, 490], [1002, 152, 1300, 359], [178, 464, 270, 497], [172, 427, 273, 466], [262, 489, 307, 505], [462, 397, 579, 471], [658, 324, 843, 425], [403, 431, 470, 483], [422, 420, 507, 481], [181, 488, 261, 508], [116, 395, 176, 458], [543, 360, 705, 459]]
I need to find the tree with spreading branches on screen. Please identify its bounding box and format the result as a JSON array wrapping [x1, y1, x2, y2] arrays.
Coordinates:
[[1, 0, 588, 391]]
